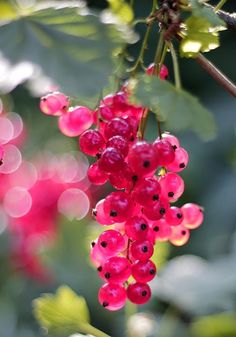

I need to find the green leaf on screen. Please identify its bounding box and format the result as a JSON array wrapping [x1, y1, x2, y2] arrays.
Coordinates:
[[189, 0, 226, 26], [133, 75, 217, 140], [180, 16, 222, 57], [33, 285, 90, 333], [108, 0, 134, 24], [0, 3, 133, 96]]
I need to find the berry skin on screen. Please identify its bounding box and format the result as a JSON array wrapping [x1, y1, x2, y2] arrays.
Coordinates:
[[153, 139, 175, 166], [0, 145, 4, 164], [161, 132, 180, 149], [158, 172, 185, 202], [103, 191, 134, 223], [165, 147, 189, 172], [104, 117, 132, 141], [98, 256, 131, 283], [98, 147, 125, 173], [90, 242, 107, 267], [106, 136, 129, 157], [98, 283, 127, 311], [109, 164, 136, 190], [165, 206, 183, 226], [128, 141, 159, 177], [132, 177, 161, 206], [181, 203, 204, 229], [98, 104, 115, 121], [169, 225, 190, 246], [146, 63, 169, 80], [130, 240, 154, 261], [97, 230, 126, 257], [93, 199, 114, 225], [79, 130, 105, 156], [40, 92, 69, 116], [150, 218, 172, 242], [127, 282, 151, 305], [143, 197, 170, 221], [87, 163, 108, 185], [58, 106, 93, 137], [132, 260, 156, 283], [125, 216, 149, 241]]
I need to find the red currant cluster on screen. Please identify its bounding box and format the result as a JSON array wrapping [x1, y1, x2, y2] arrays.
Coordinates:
[[39, 65, 204, 311]]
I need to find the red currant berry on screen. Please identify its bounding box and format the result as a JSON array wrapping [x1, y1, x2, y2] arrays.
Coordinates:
[[127, 282, 151, 305], [40, 92, 69, 116], [130, 240, 154, 261], [125, 216, 149, 241], [104, 117, 132, 141], [143, 197, 170, 221], [132, 177, 161, 206], [158, 172, 185, 202], [165, 147, 189, 172], [132, 260, 156, 283], [87, 163, 108, 185], [165, 206, 183, 226], [98, 147, 125, 173], [103, 191, 134, 223], [97, 229, 126, 257], [98, 283, 127, 311], [169, 225, 190, 246], [181, 203, 204, 229], [106, 136, 129, 157], [79, 130, 105, 156], [153, 139, 175, 166], [99, 256, 131, 283], [150, 218, 172, 242]]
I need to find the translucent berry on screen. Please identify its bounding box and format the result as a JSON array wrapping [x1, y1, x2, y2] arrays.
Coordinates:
[[128, 141, 159, 177], [103, 191, 134, 223], [58, 106, 93, 137], [132, 260, 156, 283], [165, 206, 183, 226], [79, 130, 105, 156], [87, 163, 108, 185], [99, 104, 115, 121], [132, 177, 161, 206], [165, 147, 189, 172], [125, 216, 149, 241], [181, 203, 204, 229], [158, 172, 185, 202], [169, 225, 190, 246], [0, 145, 4, 165], [146, 63, 169, 80], [143, 197, 170, 221], [130, 240, 154, 261], [150, 218, 172, 242], [106, 136, 129, 157], [90, 242, 107, 267], [161, 132, 180, 149], [99, 256, 131, 283], [109, 164, 136, 190], [97, 229, 126, 256], [127, 282, 151, 305], [92, 199, 114, 225], [153, 139, 175, 166], [104, 117, 132, 141], [40, 92, 69, 116], [98, 283, 127, 311], [98, 147, 125, 173]]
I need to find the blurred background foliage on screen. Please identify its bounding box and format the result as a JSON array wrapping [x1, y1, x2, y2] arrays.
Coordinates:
[[0, 0, 236, 337]]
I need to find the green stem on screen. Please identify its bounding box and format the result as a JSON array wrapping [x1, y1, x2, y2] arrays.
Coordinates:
[[80, 323, 110, 337], [130, 0, 135, 7], [154, 30, 165, 72], [214, 0, 228, 12], [159, 42, 168, 69], [169, 43, 181, 90], [152, 0, 158, 12]]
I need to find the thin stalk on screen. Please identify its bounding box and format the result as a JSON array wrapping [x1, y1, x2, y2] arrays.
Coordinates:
[[214, 0, 228, 12], [152, 0, 158, 12], [130, 0, 134, 7], [80, 323, 110, 337], [154, 30, 165, 73], [159, 42, 168, 69], [169, 43, 181, 90]]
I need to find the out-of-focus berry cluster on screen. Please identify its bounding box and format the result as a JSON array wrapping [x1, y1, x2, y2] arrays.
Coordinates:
[[39, 64, 204, 310]]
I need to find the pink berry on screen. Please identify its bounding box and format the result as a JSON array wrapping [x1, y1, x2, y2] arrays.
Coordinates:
[[165, 147, 189, 172], [58, 106, 93, 137], [153, 139, 175, 166], [103, 191, 134, 223], [150, 218, 172, 242], [97, 229, 126, 256], [132, 260, 156, 283], [127, 282, 151, 305], [79, 130, 105, 156], [109, 164, 136, 190], [98, 283, 127, 310], [130, 240, 154, 261], [40, 92, 69, 116], [169, 225, 190, 246], [98, 147, 125, 173], [165, 206, 183, 226], [143, 197, 170, 221], [87, 163, 108, 185], [158, 172, 185, 202], [99, 104, 115, 121], [161, 132, 180, 149], [106, 136, 129, 157], [125, 216, 149, 241], [90, 242, 107, 267], [181, 203, 204, 229], [146, 63, 169, 80], [98, 256, 131, 283], [132, 177, 161, 206], [0, 145, 4, 165], [104, 117, 132, 141], [92, 199, 114, 225]]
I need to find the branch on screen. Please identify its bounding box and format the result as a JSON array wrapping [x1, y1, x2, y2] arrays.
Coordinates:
[[195, 53, 236, 98], [205, 4, 236, 31]]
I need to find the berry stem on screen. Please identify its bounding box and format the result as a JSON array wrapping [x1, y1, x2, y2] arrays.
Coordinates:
[[157, 119, 162, 139], [169, 43, 181, 90], [80, 323, 110, 337], [214, 0, 228, 12], [154, 30, 165, 75]]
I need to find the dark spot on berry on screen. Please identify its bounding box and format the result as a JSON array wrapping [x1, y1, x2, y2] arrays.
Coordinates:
[[42, 97, 47, 102], [0, 159, 3, 166], [152, 194, 159, 201], [141, 223, 147, 230], [103, 301, 109, 307], [105, 272, 110, 279], [96, 153, 101, 159], [143, 160, 150, 168], [101, 241, 107, 247], [177, 213, 182, 219], [91, 241, 96, 247], [160, 208, 166, 215], [150, 269, 155, 275], [142, 246, 148, 253], [132, 175, 138, 182], [181, 230, 186, 235], [99, 117, 103, 122], [141, 290, 147, 296], [97, 266, 102, 272], [62, 105, 67, 110], [179, 163, 185, 168], [168, 191, 174, 197], [172, 145, 177, 150], [153, 226, 159, 232], [130, 136, 135, 141], [110, 210, 117, 217], [92, 210, 97, 217]]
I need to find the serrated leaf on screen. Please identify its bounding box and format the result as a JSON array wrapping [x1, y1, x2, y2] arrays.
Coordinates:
[[133, 75, 217, 140], [33, 285, 90, 332], [190, 0, 226, 27], [108, 0, 133, 24], [0, 3, 133, 96], [180, 16, 222, 57]]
